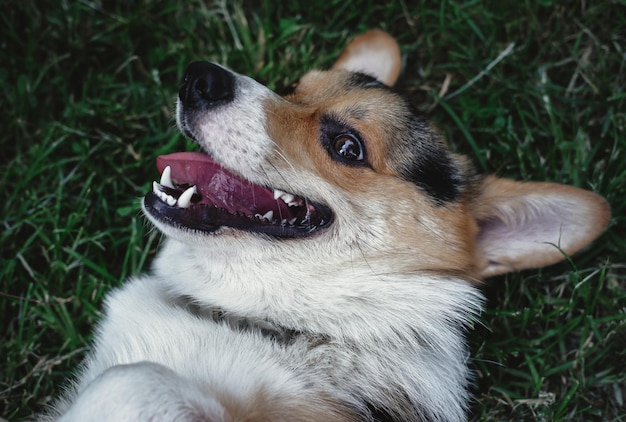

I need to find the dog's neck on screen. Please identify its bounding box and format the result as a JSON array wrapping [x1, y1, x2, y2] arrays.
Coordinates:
[[154, 239, 483, 345]]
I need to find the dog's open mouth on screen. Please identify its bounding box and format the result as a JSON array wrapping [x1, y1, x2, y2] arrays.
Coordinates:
[[143, 152, 333, 237]]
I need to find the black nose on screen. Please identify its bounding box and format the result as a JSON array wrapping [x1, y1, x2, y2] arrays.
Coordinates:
[[179, 61, 234, 109]]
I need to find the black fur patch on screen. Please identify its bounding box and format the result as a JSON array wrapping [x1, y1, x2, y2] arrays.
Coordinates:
[[398, 115, 462, 205], [278, 79, 299, 96], [366, 402, 396, 421], [347, 72, 386, 88]]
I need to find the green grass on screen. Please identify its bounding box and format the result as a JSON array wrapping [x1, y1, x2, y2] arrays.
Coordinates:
[[1, 0, 624, 420]]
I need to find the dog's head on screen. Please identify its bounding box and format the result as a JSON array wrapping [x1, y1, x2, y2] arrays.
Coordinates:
[[143, 30, 609, 281]]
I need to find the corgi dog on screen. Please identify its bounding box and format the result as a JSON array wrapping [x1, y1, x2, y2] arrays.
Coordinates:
[[46, 30, 610, 421]]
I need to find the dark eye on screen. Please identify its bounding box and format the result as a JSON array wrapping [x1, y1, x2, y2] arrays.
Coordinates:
[[333, 134, 364, 161]]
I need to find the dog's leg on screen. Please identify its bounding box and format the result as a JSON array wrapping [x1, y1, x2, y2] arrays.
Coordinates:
[[57, 361, 226, 422], [56, 359, 358, 422]]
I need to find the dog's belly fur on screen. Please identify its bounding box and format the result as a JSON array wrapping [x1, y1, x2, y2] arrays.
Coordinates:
[[47, 239, 482, 421]]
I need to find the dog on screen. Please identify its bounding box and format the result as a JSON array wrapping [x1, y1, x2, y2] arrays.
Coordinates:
[[44, 30, 610, 421]]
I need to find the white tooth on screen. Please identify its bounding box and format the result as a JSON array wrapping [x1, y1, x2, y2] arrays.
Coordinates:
[[274, 189, 299, 205], [288, 217, 297, 225], [152, 181, 160, 194], [160, 166, 174, 188], [280, 193, 295, 205], [156, 188, 176, 206], [177, 185, 196, 209], [261, 210, 274, 221], [281, 219, 287, 225]]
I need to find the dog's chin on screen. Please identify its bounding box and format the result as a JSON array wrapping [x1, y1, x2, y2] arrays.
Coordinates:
[[142, 152, 334, 239]]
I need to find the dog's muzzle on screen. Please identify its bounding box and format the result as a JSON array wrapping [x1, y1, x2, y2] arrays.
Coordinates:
[[145, 61, 335, 238], [179, 62, 235, 110]]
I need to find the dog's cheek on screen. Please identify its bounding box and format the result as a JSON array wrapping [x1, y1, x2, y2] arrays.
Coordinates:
[[382, 191, 477, 276], [263, 100, 321, 174]]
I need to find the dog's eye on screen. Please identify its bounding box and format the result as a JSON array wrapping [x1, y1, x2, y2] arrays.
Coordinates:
[[333, 134, 364, 161]]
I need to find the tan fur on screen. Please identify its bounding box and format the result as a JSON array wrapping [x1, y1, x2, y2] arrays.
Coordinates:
[[219, 389, 358, 422], [263, 73, 479, 278]]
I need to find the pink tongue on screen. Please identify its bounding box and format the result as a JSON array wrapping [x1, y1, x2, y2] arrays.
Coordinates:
[[156, 152, 276, 214], [157, 152, 222, 181]]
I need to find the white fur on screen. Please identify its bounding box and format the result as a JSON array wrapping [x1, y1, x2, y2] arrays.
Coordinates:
[[47, 254, 483, 421]]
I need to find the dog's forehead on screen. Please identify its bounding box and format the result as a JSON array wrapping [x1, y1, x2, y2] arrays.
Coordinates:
[[287, 69, 398, 107], [284, 68, 415, 141]]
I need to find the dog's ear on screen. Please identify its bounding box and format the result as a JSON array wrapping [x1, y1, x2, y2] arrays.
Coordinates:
[[332, 30, 402, 87], [470, 176, 610, 278]]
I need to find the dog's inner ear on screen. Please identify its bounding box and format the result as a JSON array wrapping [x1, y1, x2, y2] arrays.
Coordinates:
[[332, 30, 402, 87], [470, 176, 610, 278]]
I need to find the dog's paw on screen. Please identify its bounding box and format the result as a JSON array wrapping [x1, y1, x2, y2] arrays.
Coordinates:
[[58, 361, 226, 422]]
